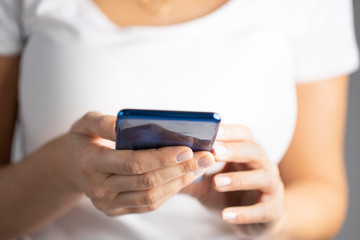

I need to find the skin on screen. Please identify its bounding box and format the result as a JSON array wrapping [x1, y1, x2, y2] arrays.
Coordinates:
[[91, 0, 229, 26], [182, 75, 349, 239], [0, 1, 350, 239]]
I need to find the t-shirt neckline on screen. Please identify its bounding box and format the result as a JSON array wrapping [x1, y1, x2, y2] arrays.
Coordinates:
[[83, 0, 236, 33]]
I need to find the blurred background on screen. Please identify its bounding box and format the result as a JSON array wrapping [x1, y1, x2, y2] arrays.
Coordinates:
[[335, 1, 360, 239]]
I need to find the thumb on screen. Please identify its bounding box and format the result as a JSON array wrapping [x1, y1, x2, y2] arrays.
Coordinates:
[[71, 111, 116, 141]]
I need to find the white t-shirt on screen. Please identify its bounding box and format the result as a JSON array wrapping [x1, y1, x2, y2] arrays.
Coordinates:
[[0, 0, 358, 239]]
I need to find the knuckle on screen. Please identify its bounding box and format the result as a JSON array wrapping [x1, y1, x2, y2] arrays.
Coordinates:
[[157, 148, 172, 167], [71, 111, 98, 134], [78, 152, 99, 176], [179, 162, 193, 174], [79, 160, 94, 176], [105, 211, 117, 217], [92, 199, 108, 213], [88, 186, 107, 199], [180, 174, 190, 186], [263, 170, 275, 188], [147, 203, 160, 212], [264, 167, 280, 191], [82, 111, 98, 123], [261, 204, 273, 222], [237, 173, 248, 187], [248, 142, 266, 162], [83, 112, 93, 120], [143, 190, 158, 206], [84, 111, 99, 119], [272, 165, 281, 178], [142, 173, 158, 189], [70, 120, 81, 133], [98, 115, 110, 132], [104, 209, 125, 217], [123, 155, 142, 174], [178, 163, 187, 174]]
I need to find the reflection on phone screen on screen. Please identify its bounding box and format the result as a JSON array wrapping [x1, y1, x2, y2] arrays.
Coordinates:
[[117, 124, 212, 151]]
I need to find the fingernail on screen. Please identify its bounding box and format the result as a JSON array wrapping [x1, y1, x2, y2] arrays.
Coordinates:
[[223, 212, 237, 220], [214, 143, 227, 156], [193, 169, 206, 176], [176, 151, 193, 162], [215, 176, 231, 187], [197, 157, 214, 168]]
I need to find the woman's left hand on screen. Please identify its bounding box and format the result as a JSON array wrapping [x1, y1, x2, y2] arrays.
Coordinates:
[[182, 124, 285, 235]]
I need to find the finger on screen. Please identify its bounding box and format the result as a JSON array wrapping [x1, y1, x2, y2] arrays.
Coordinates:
[[216, 124, 254, 142], [222, 202, 280, 224], [109, 170, 205, 209], [105, 191, 177, 216], [98, 146, 196, 175], [213, 167, 280, 193], [71, 111, 116, 141], [104, 151, 214, 192], [213, 141, 268, 168]]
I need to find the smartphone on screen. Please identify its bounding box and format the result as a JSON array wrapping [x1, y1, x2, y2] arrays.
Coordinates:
[[115, 109, 221, 152]]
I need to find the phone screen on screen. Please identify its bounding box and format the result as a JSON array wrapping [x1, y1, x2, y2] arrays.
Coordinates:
[[115, 109, 220, 152]]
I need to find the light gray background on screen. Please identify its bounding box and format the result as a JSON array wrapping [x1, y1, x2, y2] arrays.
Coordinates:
[[335, 1, 360, 239]]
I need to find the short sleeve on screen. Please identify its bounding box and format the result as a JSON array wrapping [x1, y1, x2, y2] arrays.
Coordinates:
[[0, 0, 23, 55], [294, 0, 359, 83]]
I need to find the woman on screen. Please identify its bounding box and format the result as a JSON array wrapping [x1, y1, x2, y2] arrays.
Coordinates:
[[0, 0, 358, 239]]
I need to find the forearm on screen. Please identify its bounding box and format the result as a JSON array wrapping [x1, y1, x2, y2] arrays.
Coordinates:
[[274, 179, 347, 240], [0, 136, 82, 239]]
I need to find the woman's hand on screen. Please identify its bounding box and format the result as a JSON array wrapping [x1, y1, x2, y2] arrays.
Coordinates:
[[182, 124, 285, 236], [59, 111, 215, 216]]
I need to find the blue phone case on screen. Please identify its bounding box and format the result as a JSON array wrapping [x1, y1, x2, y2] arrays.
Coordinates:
[[115, 109, 221, 152]]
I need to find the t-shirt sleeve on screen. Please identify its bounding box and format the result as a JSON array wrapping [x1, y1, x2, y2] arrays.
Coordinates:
[[294, 0, 359, 84], [0, 0, 23, 55]]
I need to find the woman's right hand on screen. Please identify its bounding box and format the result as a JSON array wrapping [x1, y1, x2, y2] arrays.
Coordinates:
[[57, 112, 215, 216]]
